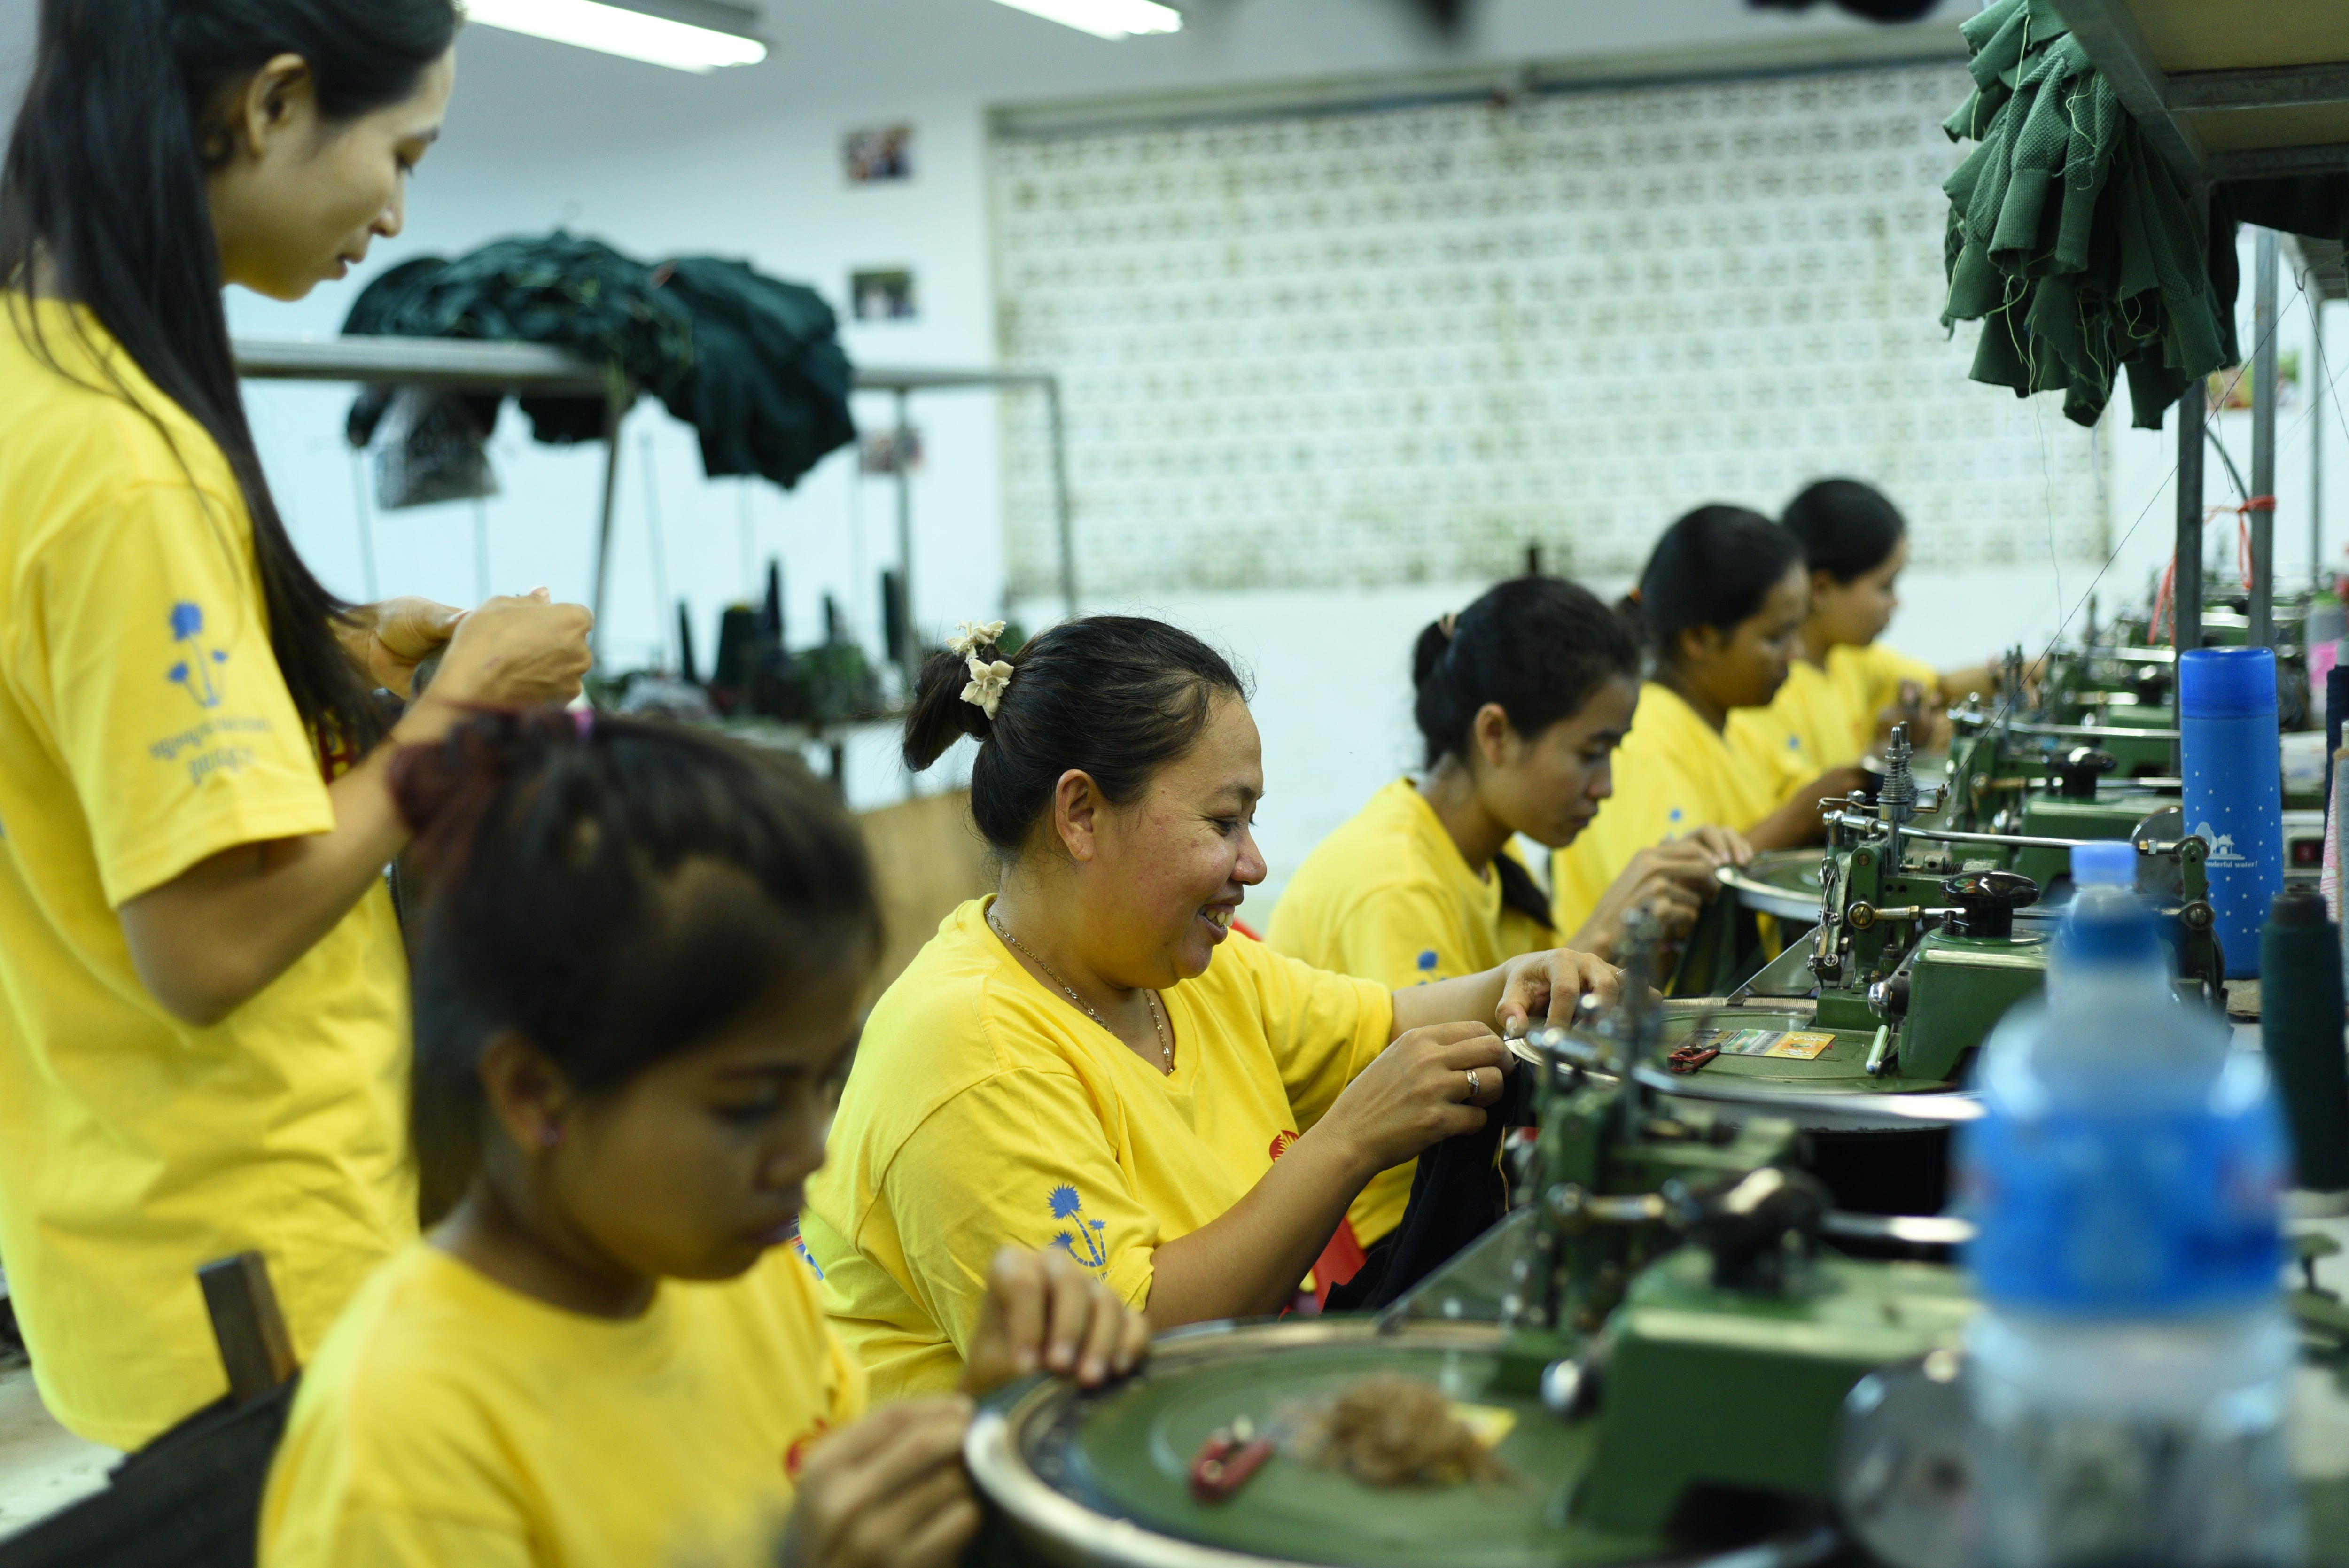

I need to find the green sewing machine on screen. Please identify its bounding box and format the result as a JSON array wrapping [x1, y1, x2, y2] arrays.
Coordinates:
[[1672, 724, 2221, 1099]]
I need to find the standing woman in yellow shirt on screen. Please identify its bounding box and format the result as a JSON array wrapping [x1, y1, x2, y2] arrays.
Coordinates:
[[1552, 505, 1868, 934], [802, 617, 1619, 1398], [1730, 478, 2000, 776], [0, 0, 591, 1448], [263, 712, 1143, 1568], [1269, 576, 1746, 1255]]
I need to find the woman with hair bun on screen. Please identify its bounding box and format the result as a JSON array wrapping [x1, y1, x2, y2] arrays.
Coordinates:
[[801, 615, 1620, 1397], [261, 711, 1141, 1568], [0, 0, 591, 1447], [1729, 477, 2001, 776], [1552, 505, 1869, 936], [1268, 575, 1747, 1254]]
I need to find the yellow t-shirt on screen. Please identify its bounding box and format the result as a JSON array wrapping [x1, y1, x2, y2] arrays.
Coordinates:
[[1266, 778, 1549, 1246], [260, 1240, 863, 1568], [801, 897, 1392, 1399], [1552, 682, 1786, 934], [1729, 642, 1938, 777], [0, 300, 413, 1448]]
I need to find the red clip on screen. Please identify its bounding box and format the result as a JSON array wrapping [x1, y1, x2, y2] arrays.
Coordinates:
[[1189, 1426, 1277, 1504], [1666, 1044, 1720, 1075]]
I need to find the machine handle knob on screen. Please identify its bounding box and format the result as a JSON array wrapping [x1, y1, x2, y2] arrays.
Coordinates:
[[1939, 869, 2039, 940], [2053, 745, 2116, 799]]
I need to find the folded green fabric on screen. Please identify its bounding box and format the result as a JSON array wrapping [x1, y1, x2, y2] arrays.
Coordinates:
[[1939, 0, 2237, 428]]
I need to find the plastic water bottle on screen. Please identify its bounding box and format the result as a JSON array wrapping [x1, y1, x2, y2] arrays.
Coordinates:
[[1959, 841, 2299, 1568], [2179, 646, 2283, 979]]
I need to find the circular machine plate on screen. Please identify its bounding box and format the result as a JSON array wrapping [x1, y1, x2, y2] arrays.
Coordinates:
[[968, 1319, 1837, 1568], [1718, 851, 1823, 922]]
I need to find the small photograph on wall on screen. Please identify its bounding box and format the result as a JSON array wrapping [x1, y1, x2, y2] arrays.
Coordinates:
[[851, 269, 918, 322], [843, 123, 914, 184], [860, 427, 923, 475]]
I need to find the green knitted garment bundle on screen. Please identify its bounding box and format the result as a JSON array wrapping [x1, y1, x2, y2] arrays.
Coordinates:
[[1939, 0, 2238, 429]]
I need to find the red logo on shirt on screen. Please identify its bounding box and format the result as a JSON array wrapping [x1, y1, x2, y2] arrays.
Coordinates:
[[785, 1418, 832, 1481], [1268, 1131, 1299, 1161]]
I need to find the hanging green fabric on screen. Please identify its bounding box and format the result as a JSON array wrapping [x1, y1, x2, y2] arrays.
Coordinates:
[[1939, 0, 2238, 429]]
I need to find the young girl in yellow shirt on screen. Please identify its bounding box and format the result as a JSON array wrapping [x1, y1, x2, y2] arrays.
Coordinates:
[[260, 711, 1144, 1568], [1729, 478, 2001, 776], [1553, 505, 1869, 933], [1269, 576, 1748, 1250], [802, 617, 1619, 1397]]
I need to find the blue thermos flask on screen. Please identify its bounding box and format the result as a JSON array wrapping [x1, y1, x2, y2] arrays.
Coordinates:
[[2180, 646, 2283, 979]]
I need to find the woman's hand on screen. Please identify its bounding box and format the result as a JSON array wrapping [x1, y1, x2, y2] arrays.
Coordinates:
[[780, 1398, 980, 1568], [962, 1246, 1150, 1396], [1495, 948, 1622, 1034], [1571, 829, 1752, 956], [1745, 766, 1871, 851], [423, 589, 594, 709], [1318, 1020, 1510, 1176], [337, 597, 462, 698]]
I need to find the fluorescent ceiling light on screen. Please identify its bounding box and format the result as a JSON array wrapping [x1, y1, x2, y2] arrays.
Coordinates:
[[467, 0, 767, 73], [988, 0, 1182, 40]]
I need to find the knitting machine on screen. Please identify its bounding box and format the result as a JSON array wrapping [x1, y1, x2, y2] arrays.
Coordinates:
[[964, 924, 1977, 1568]]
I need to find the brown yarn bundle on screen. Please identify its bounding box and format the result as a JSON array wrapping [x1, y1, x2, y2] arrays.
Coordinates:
[[1293, 1376, 1509, 1489]]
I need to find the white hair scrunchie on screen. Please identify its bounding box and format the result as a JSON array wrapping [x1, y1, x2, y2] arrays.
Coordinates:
[[961, 653, 1015, 719], [946, 619, 1006, 658]]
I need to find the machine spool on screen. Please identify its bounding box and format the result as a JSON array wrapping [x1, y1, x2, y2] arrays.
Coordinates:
[[964, 1317, 1839, 1568]]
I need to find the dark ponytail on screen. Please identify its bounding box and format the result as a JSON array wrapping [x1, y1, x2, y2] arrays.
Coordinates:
[[1624, 504, 1805, 669], [391, 709, 880, 1222], [1781, 478, 1906, 584], [1413, 577, 1641, 768], [1, 0, 459, 753], [904, 616, 1249, 854]]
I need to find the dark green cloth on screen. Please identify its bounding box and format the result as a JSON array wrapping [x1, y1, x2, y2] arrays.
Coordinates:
[[649, 256, 856, 490], [342, 232, 854, 489], [1940, 0, 2238, 429]]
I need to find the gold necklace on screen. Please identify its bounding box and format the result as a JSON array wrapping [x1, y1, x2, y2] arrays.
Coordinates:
[[987, 910, 1172, 1073]]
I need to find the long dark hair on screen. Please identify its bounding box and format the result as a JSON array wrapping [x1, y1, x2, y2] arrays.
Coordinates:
[[391, 710, 883, 1224], [0, 0, 459, 750], [1782, 478, 1906, 584], [1414, 577, 1640, 928], [1621, 504, 1804, 669], [903, 616, 1250, 854]]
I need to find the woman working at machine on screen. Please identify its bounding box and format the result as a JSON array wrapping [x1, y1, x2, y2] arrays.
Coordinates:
[[800, 616, 1620, 1398], [1268, 575, 1747, 1255], [1729, 478, 2002, 776], [262, 711, 1145, 1568], [1551, 505, 1868, 937], [0, 0, 591, 1449]]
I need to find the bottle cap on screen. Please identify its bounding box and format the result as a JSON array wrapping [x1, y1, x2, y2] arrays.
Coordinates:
[[2178, 646, 2278, 719], [2069, 841, 2136, 886]]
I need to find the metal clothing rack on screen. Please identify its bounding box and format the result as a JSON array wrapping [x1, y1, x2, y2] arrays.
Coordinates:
[[2055, 1, 2349, 652], [231, 338, 1077, 671]]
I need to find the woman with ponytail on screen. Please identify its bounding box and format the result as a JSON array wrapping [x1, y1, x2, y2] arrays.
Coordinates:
[[1552, 505, 1869, 936], [261, 713, 1141, 1568], [0, 0, 591, 1447], [802, 617, 1619, 1397], [1728, 477, 2001, 775], [1268, 576, 1745, 1253]]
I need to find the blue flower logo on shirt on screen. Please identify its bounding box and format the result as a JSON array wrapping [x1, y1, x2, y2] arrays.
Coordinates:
[[1048, 1184, 1110, 1273], [1416, 950, 1439, 985], [1667, 807, 1685, 824], [166, 602, 227, 709]]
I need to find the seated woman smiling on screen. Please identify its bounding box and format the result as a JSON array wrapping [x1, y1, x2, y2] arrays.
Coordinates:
[[800, 617, 1618, 1398]]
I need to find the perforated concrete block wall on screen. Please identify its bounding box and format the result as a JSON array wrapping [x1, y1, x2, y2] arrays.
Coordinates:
[[990, 62, 2109, 599]]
